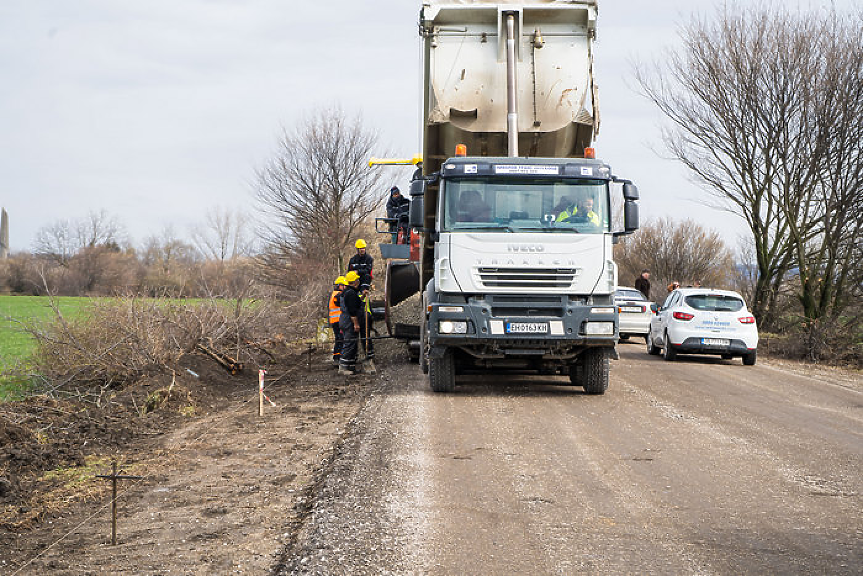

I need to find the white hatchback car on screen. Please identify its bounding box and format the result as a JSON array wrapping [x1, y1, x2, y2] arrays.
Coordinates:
[[614, 286, 652, 342], [647, 288, 759, 365]]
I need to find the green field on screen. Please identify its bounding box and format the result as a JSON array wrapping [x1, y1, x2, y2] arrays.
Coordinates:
[[0, 295, 91, 399]]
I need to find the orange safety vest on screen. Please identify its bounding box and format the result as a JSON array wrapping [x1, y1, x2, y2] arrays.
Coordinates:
[[328, 290, 341, 323]]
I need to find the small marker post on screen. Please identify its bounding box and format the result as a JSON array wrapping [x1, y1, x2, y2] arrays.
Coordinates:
[[259, 369, 266, 416], [95, 459, 142, 545]]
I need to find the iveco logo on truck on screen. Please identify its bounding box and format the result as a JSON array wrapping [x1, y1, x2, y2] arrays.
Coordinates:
[[507, 244, 545, 253]]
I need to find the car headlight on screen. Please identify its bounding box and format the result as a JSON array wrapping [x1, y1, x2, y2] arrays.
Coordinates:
[[439, 320, 468, 334], [584, 321, 614, 335]]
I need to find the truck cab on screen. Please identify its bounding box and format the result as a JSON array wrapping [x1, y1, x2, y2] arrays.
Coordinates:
[[412, 154, 639, 393]]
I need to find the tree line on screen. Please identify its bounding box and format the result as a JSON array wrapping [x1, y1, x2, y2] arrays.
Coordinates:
[[636, 4, 863, 349]]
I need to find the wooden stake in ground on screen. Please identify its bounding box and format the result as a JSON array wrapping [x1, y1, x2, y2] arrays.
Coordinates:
[[95, 460, 142, 545], [259, 369, 266, 416]]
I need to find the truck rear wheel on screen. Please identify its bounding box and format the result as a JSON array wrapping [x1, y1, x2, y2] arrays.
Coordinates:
[[429, 348, 455, 393], [581, 348, 609, 395]]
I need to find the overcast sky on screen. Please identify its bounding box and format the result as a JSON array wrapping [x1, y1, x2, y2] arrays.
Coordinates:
[[0, 0, 854, 252]]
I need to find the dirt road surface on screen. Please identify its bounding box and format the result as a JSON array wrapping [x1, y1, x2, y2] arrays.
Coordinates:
[[280, 344, 862, 575]]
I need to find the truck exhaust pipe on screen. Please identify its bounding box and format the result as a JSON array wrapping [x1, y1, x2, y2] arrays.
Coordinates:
[[505, 12, 518, 158]]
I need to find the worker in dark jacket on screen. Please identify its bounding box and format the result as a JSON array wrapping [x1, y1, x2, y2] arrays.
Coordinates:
[[386, 186, 410, 243], [348, 239, 374, 294], [328, 276, 347, 367], [338, 272, 363, 376], [635, 269, 651, 300]]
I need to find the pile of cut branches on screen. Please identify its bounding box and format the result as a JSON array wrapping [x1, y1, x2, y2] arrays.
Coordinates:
[[22, 293, 320, 398]]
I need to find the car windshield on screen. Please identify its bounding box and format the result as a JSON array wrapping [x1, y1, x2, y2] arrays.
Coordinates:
[[441, 177, 609, 234], [615, 289, 645, 301], [684, 294, 744, 312]]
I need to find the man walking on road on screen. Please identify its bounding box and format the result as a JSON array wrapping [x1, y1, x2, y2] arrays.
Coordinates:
[[635, 269, 651, 300]]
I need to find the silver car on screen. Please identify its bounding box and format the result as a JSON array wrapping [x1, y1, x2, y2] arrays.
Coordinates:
[[615, 286, 652, 342]]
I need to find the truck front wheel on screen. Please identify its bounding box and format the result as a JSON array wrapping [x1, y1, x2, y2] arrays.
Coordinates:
[[429, 347, 456, 393], [581, 348, 609, 395]]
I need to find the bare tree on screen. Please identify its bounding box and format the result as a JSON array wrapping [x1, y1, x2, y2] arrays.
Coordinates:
[[33, 220, 77, 265], [140, 226, 200, 296], [34, 210, 125, 266], [191, 207, 254, 262], [75, 209, 125, 249], [635, 5, 863, 327], [254, 108, 387, 278], [614, 217, 736, 301], [790, 13, 863, 321]]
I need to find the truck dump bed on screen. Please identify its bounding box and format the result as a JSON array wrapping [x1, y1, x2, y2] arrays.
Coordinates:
[[418, 1, 600, 284], [421, 0, 599, 171]]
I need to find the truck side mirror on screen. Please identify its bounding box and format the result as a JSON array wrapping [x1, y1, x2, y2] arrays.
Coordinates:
[[410, 197, 424, 229], [623, 182, 639, 201], [624, 200, 639, 233], [409, 178, 426, 197]]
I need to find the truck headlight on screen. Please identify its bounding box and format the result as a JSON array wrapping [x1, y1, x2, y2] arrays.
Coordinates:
[[584, 322, 614, 335], [439, 320, 468, 334], [591, 307, 615, 315]]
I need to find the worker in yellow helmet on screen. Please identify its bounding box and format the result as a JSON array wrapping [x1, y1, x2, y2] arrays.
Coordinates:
[[347, 239, 373, 295], [338, 271, 363, 375], [328, 276, 347, 368]]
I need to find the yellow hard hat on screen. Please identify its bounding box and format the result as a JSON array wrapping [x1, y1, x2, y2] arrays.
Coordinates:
[[345, 271, 361, 283], [355, 239, 367, 249], [335, 276, 347, 285]]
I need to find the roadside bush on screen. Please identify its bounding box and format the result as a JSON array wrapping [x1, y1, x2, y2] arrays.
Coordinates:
[[25, 292, 322, 399], [762, 316, 863, 368]]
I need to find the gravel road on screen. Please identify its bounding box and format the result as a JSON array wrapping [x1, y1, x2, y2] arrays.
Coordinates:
[[279, 344, 863, 575]]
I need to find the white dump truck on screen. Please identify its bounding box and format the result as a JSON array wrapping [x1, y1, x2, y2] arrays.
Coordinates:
[[390, 0, 639, 393]]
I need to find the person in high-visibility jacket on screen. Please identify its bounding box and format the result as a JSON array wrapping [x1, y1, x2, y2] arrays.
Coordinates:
[[555, 195, 599, 226], [328, 276, 347, 367]]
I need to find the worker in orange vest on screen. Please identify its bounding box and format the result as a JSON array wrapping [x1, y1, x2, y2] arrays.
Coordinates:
[[328, 276, 347, 367]]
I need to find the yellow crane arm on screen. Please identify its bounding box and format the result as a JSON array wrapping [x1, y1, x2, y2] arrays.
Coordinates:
[[368, 155, 422, 167]]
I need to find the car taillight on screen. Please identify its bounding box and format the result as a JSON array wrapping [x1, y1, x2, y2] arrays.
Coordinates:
[[673, 311, 694, 321], [738, 316, 755, 324]]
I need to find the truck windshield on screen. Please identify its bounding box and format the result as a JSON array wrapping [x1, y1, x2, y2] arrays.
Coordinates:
[[441, 178, 609, 233]]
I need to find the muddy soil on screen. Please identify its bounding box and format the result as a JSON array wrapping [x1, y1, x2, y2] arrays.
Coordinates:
[[0, 341, 399, 575]]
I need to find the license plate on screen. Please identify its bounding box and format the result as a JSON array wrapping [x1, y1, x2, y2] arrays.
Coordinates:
[[620, 306, 643, 313], [506, 322, 548, 334], [702, 338, 730, 346]]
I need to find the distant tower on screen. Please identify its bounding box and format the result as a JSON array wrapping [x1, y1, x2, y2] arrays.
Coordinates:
[[0, 208, 8, 259]]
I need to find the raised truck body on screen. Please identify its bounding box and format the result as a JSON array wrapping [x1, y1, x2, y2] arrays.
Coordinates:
[[391, 0, 639, 393]]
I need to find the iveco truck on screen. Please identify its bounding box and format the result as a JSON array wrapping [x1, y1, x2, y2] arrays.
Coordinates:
[[395, 0, 639, 393]]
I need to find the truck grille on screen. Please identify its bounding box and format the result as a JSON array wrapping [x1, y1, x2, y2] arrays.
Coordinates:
[[475, 267, 577, 289]]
